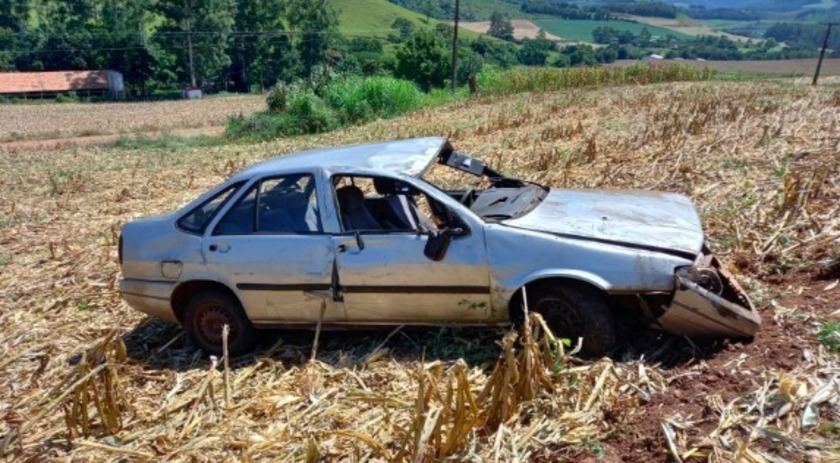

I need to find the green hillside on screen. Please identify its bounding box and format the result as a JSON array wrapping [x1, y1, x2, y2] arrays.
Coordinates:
[[329, 0, 488, 41], [329, 0, 434, 38]]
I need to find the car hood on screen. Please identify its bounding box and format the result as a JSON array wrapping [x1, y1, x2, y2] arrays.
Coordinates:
[[502, 188, 704, 256]]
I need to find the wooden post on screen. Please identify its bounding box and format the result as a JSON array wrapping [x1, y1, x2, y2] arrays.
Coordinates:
[[813, 23, 835, 86], [185, 0, 197, 89], [450, 0, 460, 94]]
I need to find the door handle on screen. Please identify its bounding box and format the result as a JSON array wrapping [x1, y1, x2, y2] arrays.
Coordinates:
[[208, 242, 231, 253], [336, 244, 347, 253]]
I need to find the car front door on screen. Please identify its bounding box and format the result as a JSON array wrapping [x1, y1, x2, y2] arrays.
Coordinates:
[[330, 174, 495, 324], [203, 173, 344, 324]]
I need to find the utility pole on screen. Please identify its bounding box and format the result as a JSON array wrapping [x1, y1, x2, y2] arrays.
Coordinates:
[[185, 0, 197, 88], [813, 22, 835, 86], [450, 0, 460, 94]]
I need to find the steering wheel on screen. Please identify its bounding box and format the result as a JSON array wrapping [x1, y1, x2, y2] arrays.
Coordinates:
[[460, 188, 475, 206]]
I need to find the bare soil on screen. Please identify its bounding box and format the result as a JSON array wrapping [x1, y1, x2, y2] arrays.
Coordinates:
[[460, 19, 563, 41]]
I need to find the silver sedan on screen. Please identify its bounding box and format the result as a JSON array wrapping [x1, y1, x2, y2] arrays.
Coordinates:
[[119, 137, 760, 356]]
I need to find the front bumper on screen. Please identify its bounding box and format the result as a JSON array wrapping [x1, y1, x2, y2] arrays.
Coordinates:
[[120, 278, 178, 323], [658, 260, 761, 339]]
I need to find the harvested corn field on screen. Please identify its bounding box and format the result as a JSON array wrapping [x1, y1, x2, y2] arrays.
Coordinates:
[[0, 81, 838, 461], [0, 94, 264, 143]]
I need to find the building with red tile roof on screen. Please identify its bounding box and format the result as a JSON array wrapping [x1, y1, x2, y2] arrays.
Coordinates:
[[0, 70, 125, 99]]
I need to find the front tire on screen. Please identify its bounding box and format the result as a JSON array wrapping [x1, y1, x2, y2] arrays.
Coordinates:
[[530, 283, 616, 357], [184, 291, 256, 356]]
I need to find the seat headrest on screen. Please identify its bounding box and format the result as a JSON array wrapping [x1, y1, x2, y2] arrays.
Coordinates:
[[373, 177, 396, 195], [336, 185, 365, 212], [373, 177, 416, 196]]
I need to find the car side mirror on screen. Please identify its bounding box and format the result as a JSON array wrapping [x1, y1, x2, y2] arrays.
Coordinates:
[[424, 228, 453, 261]]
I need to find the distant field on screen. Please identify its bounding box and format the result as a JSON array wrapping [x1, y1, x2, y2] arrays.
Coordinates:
[[533, 18, 688, 42], [610, 58, 840, 77], [0, 95, 264, 143], [620, 15, 754, 43]]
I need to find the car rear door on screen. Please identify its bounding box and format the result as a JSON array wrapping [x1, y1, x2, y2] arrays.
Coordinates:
[[203, 173, 344, 324]]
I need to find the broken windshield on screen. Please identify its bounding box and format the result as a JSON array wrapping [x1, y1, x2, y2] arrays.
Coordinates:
[[422, 150, 548, 221]]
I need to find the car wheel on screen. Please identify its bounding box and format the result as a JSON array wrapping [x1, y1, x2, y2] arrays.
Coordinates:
[[184, 291, 256, 356], [530, 283, 616, 357]]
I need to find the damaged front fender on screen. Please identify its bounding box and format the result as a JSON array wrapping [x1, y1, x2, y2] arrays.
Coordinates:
[[658, 266, 761, 339]]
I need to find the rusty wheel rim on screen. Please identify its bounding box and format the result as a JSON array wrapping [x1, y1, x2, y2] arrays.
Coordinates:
[[194, 305, 237, 346], [538, 298, 585, 339]]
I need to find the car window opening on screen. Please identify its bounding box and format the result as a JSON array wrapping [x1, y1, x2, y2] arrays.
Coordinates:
[[333, 175, 447, 233], [214, 174, 321, 235]]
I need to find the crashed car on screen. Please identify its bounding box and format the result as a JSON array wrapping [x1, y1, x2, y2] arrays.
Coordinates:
[[119, 137, 760, 356]]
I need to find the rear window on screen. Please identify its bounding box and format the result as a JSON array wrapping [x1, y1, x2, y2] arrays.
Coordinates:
[[177, 183, 242, 234]]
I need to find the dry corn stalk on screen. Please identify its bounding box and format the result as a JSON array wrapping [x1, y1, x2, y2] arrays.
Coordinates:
[[62, 331, 130, 441]]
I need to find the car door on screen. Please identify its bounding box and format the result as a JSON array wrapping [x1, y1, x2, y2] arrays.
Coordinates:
[[203, 173, 344, 324], [330, 174, 495, 324]]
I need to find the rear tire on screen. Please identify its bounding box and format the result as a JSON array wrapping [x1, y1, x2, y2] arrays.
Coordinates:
[[184, 291, 256, 356], [530, 283, 616, 357]]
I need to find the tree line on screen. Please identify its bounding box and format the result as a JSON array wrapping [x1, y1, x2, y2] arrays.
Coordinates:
[[0, 0, 338, 95]]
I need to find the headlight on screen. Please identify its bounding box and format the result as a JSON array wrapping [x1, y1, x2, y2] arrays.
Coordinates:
[[676, 266, 723, 295]]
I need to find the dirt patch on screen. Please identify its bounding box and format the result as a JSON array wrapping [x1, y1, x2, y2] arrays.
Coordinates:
[[460, 19, 563, 41], [607, 279, 838, 463]]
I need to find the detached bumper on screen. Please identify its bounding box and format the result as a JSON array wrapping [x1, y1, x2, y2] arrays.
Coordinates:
[[120, 279, 178, 323], [658, 264, 761, 339]]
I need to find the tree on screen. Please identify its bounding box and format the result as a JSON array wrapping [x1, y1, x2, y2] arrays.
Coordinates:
[[392, 17, 415, 40], [456, 48, 483, 84], [471, 35, 518, 68], [488, 11, 514, 42], [517, 38, 548, 66], [95, 0, 160, 95], [592, 26, 618, 44], [228, 0, 297, 92], [637, 27, 652, 47], [156, 0, 235, 88], [287, 0, 340, 80], [0, 0, 30, 70], [395, 29, 449, 91]]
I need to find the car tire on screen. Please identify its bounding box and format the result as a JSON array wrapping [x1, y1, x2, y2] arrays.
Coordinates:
[[184, 291, 256, 357], [530, 283, 616, 357]]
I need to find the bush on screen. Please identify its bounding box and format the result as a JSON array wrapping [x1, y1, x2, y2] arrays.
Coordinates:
[[395, 30, 450, 91], [266, 84, 287, 113], [226, 87, 337, 141], [324, 77, 426, 123]]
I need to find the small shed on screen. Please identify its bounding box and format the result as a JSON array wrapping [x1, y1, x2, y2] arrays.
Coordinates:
[[0, 70, 126, 99]]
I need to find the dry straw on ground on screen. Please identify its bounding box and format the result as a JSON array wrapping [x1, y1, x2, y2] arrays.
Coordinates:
[[0, 94, 264, 143], [0, 81, 838, 461]]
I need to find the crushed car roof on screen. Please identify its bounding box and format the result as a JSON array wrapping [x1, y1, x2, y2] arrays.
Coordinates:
[[232, 137, 449, 180]]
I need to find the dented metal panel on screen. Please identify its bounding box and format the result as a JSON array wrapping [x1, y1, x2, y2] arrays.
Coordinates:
[[503, 188, 704, 256], [659, 276, 761, 338], [231, 137, 448, 182]]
